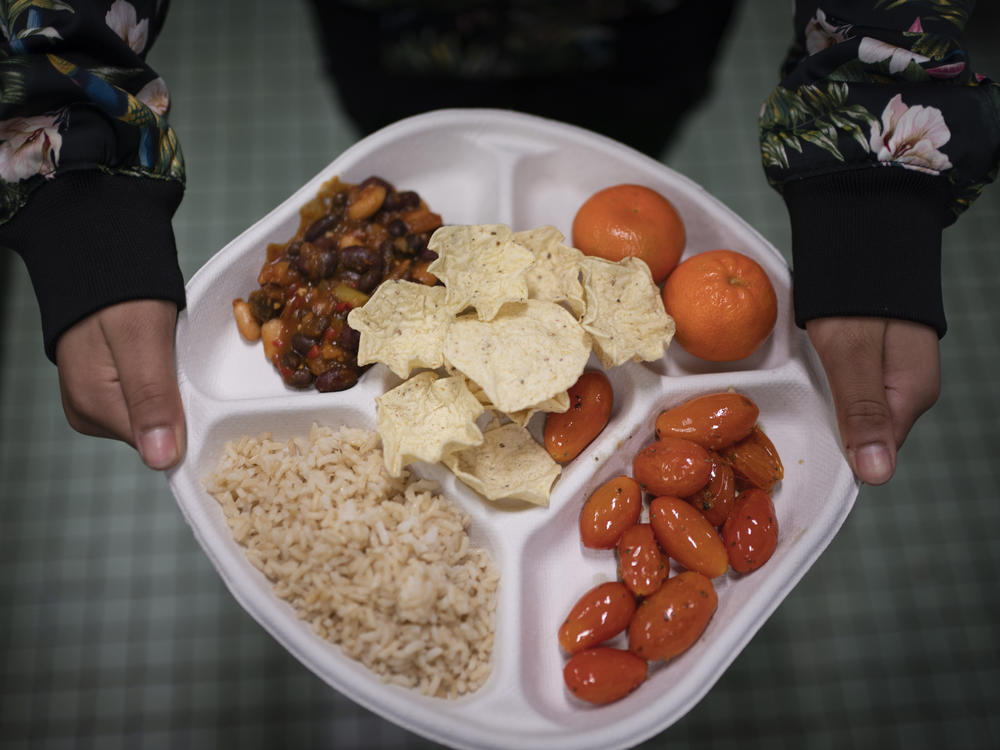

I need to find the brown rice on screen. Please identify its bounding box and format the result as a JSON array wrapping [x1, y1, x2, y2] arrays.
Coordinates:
[[203, 423, 499, 698]]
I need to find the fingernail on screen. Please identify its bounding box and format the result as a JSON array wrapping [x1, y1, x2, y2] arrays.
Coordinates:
[[138, 426, 179, 470], [854, 443, 894, 485]]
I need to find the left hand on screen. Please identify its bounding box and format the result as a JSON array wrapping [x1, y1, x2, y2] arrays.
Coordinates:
[[806, 316, 941, 485], [54, 299, 186, 470]]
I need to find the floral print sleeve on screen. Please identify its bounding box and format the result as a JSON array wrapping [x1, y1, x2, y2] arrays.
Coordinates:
[[0, 0, 186, 361], [760, 1, 1000, 336]]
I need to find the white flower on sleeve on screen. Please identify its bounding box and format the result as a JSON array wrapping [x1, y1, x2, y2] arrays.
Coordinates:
[[805, 9, 849, 55], [105, 0, 148, 54], [869, 94, 952, 174], [0, 115, 63, 182], [858, 37, 930, 74], [136, 77, 170, 116]]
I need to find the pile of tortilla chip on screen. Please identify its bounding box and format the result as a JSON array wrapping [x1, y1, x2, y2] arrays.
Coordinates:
[[347, 224, 675, 506]]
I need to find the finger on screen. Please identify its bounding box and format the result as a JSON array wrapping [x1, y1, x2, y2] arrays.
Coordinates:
[[806, 317, 896, 485], [55, 312, 133, 442], [883, 319, 940, 448], [99, 299, 186, 470]]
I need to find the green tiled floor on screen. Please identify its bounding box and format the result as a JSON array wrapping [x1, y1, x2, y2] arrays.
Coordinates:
[[2, 2, 999, 749]]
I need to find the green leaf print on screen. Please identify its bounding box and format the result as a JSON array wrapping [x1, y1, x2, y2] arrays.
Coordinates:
[[874, 0, 969, 28], [760, 83, 878, 169]]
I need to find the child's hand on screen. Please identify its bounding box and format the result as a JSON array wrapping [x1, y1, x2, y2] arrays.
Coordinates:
[[806, 317, 940, 485], [55, 299, 186, 470]]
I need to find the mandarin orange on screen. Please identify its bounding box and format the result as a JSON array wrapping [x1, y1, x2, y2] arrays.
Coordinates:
[[661, 249, 777, 361], [571, 184, 685, 284]]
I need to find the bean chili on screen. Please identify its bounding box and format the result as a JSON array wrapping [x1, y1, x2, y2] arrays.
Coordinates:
[[233, 176, 443, 391]]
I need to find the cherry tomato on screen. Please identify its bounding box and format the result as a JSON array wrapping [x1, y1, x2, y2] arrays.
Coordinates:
[[722, 488, 779, 573], [655, 392, 759, 450], [648, 496, 728, 578], [632, 436, 711, 497], [683, 451, 736, 527], [617, 523, 668, 597], [544, 371, 614, 463], [580, 475, 643, 549], [558, 581, 636, 655], [563, 647, 648, 705], [720, 425, 784, 492], [628, 571, 718, 661]]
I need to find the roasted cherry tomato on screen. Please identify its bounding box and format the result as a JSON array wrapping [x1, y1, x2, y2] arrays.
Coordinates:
[[563, 647, 648, 705], [648, 496, 729, 578], [722, 488, 779, 573], [580, 475, 643, 549], [544, 370, 614, 463], [683, 450, 736, 527], [720, 425, 784, 492], [617, 523, 668, 597], [654, 392, 759, 450], [558, 581, 637, 655], [628, 571, 717, 661], [632, 436, 711, 497]]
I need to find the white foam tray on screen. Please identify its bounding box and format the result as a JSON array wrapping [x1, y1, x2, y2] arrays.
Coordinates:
[[168, 109, 860, 750]]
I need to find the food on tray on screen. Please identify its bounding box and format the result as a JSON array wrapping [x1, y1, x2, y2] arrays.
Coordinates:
[[579, 256, 676, 367], [375, 371, 486, 476], [232, 176, 443, 391], [543, 370, 614, 464], [649, 496, 729, 579], [628, 571, 718, 661], [563, 647, 648, 706], [632, 436, 712, 497], [719, 425, 784, 492], [203, 424, 498, 699], [654, 392, 760, 450], [722, 488, 779, 573], [617, 524, 668, 597], [571, 183, 686, 285], [558, 392, 784, 705], [579, 475, 643, 550], [661, 248, 778, 362], [558, 581, 636, 655], [348, 223, 673, 505], [442, 422, 561, 506]]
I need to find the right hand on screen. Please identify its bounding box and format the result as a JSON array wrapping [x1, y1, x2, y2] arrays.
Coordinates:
[[55, 299, 186, 470], [806, 316, 940, 485]]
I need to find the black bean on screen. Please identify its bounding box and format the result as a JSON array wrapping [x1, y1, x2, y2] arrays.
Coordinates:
[[419, 247, 439, 263], [339, 244, 382, 273], [293, 242, 338, 280], [286, 240, 302, 257], [315, 364, 359, 392], [387, 218, 408, 237], [285, 368, 314, 389], [299, 314, 330, 339], [406, 233, 428, 255], [360, 176, 392, 191], [357, 267, 382, 293], [248, 286, 283, 322], [304, 213, 340, 242], [291, 332, 317, 356]]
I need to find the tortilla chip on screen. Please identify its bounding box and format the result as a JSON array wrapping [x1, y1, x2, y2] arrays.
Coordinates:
[[375, 371, 484, 476], [347, 280, 452, 378], [442, 299, 592, 414], [580, 256, 676, 367], [513, 225, 586, 316], [443, 422, 561, 505], [427, 224, 534, 320]]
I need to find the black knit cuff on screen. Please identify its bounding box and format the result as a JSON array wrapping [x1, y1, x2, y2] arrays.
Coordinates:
[[782, 167, 950, 338], [2, 171, 186, 361]]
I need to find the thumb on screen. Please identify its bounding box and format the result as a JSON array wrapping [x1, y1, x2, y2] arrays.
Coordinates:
[[100, 299, 186, 470], [806, 317, 896, 485]]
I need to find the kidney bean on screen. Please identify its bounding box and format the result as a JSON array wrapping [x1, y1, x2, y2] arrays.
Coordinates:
[[338, 325, 360, 351], [357, 268, 383, 293], [315, 364, 359, 392]]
